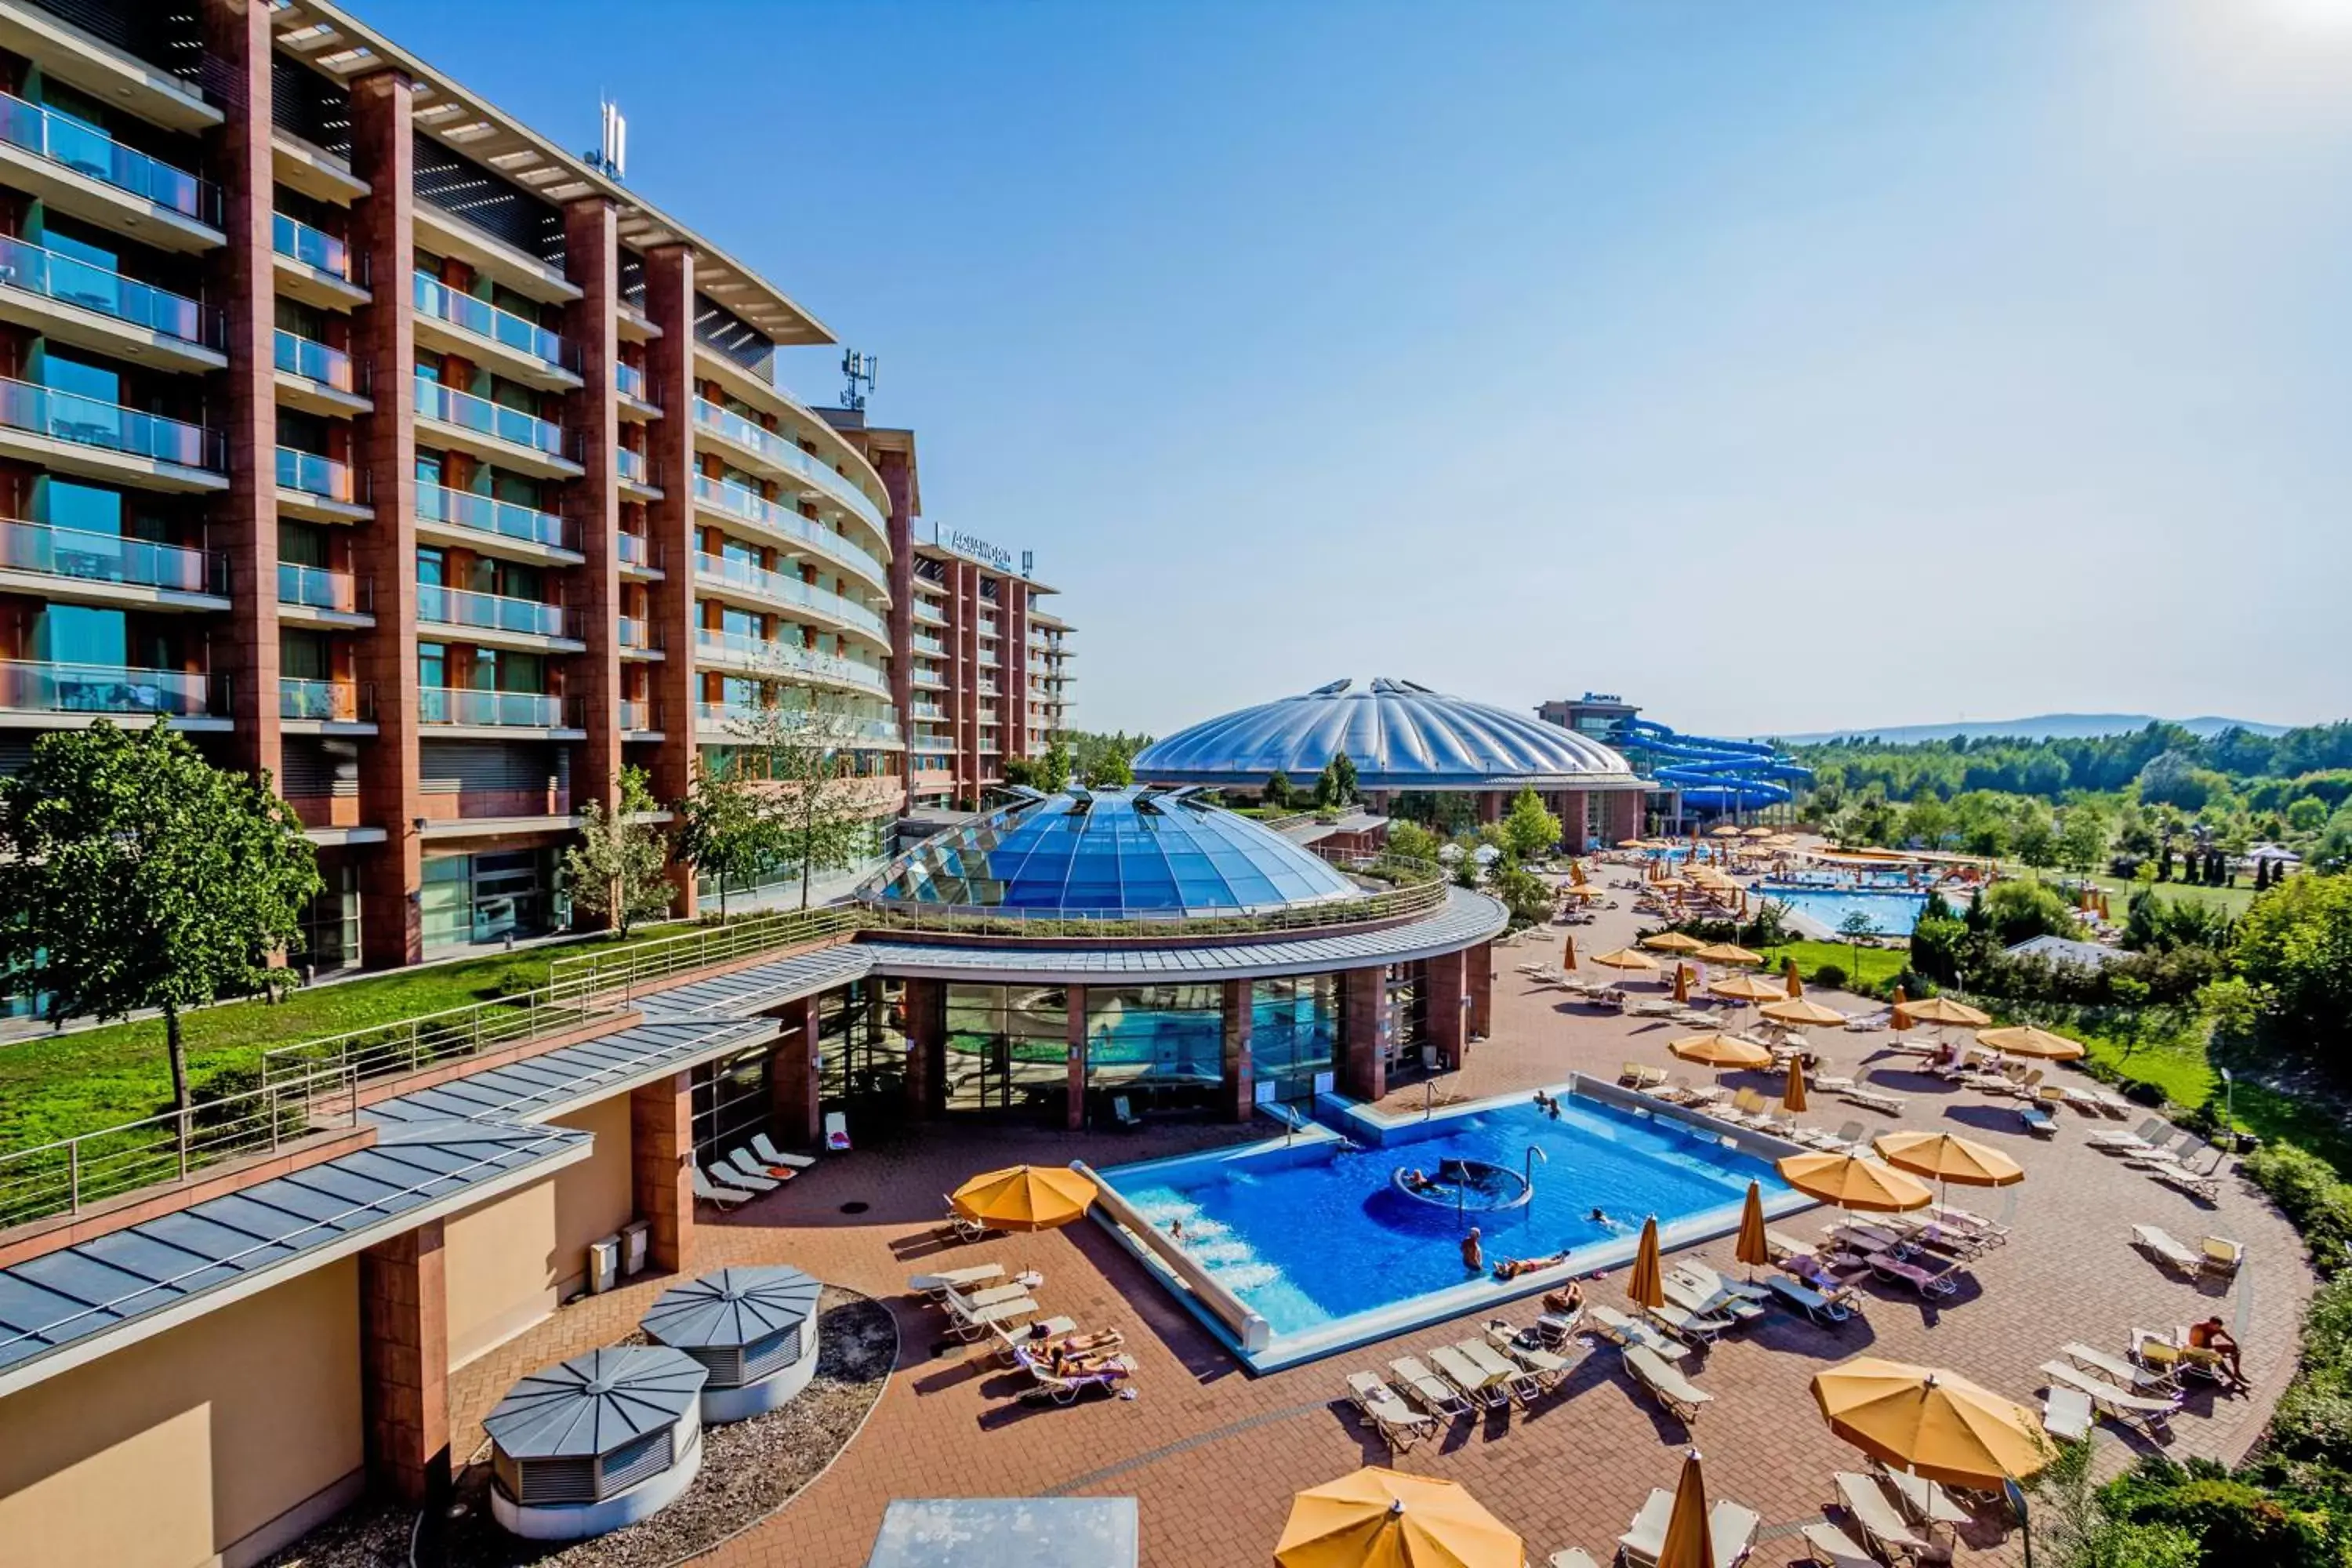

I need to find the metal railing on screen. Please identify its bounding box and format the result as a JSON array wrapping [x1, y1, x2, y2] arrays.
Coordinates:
[[413, 377, 576, 463], [617, 532, 659, 570], [619, 698, 660, 732], [0, 89, 216, 222], [418, 687, 579, 729], [619, 615, 658, 652], [548, 906, 862, 1005], [0, 658, 216, 719], [692, 550, 887, 639], [277, 561, 367, 613], [689, 398, 887, 532], [695, 702, 899, 744], [417, 583, 578, 641], [691, 474, 890, 590], [277, 445, 363, 503], [614, 360, 650, 401], [272, 328, 364, 394], [0, 517, 223, 596], [416, 480, 572, 552], [0, 1062, 356, 1231], [691, 626, 889, 694], [852, 855, 1450, 939], [0, 375, 223, 470], [280, 677, 372, 722], [412, 272, 575, 372], [272, 211, 358, 283], [617, 446, 652, 485], [0, 232, 217, 346], [261, 989, 609, 1097]]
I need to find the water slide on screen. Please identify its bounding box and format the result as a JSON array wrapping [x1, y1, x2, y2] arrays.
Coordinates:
[[1623, 719, 1812, 813]]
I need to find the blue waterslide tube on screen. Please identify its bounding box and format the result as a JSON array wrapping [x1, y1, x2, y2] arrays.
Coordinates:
[[1625, 720, 1811, 811]]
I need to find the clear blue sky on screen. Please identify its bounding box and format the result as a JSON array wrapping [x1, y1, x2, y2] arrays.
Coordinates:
[[376, 0, 2352, 740]]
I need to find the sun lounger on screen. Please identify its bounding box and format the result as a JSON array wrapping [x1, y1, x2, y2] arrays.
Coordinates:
[[1618, 1486, 1759, 1568], [1802, 1520, 1876, 1568], [716, 1152, 781, 1191], [2151, 1163, 2221, 1202], [1457, 1338, 1544, 1406], [2061, 1341, 2176, 1396], [1875, 1464, 1969, 1528], [908, 1262, 1007, 1298], [1678, 1261, 1773, 1305], [1484, 1321, 1581, 1388], [2020, 1105, 2058, 1138], [2092, 1090, 2135, 1118], [2090, 1118, 2168, 1154], [750, 1131, 816, 1171], [1869, 1253, 1963, 1298], [941, 1285, 1038, 1341], [2201, 1236, 2245, 1276], [1011, 1346, 1134, 1404], [1388, 1355, 1474, 1421], [1645, 1301, 1734, 1345], [1769, 1274, 1857, 1327], [1622, 1343, 1712, 1422], [938, 1193, 989, 1242], [1929, 1205, 2008, 1245], [1664, 1270, 1766, 1325], [1841, 1082, 1907, 1115], [949, 1279, 1034, 1311], [1765, 1228, 1813, 1262], [1429, 1343, 1509, 1410], [2040, 1360, 2179, 1436], [1346, 1370, 1437, 1451], [1588, 1304, 1690, 1360], [2042, 1385, 2094, 1443], [1832, 1472, 1942, 1566], [986, 1312, 1077, 1364], [1549, 1552, 1603, 1568], [1533, 1308, 1585, 1347], [2132, 1223, 2203, 1276], [691, 1165, 757, 1208]]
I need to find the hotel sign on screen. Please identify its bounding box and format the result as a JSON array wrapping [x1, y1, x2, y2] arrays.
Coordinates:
[[942, 527, 1032, 579]]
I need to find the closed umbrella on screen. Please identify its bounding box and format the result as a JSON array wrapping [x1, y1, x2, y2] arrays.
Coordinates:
[[1784, 958, 1802, 996], [1734, 1181, 1772, 1275], [950, 1165, 1098, 1231], [1657, 1449, 1716, 1568], [1672, 964, 1692, 1004], [1774, 1151, 1933, 1214], [1974, 1025, 2085, 1062], [1627, 1216, 1665, 1309], [1781, 1056, 1809, 1114], [1562, 935, 1577, 971], [1811, 1357, 2049, 1490], [1276, 1467, 1523, 1568]]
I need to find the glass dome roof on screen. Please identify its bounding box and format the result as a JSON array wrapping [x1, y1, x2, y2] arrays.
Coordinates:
[[1135, 677, 1642, 791], [855, 786, 1363, 917]]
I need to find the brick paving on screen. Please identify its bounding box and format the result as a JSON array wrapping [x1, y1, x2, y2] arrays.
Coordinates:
[[453, 882, 2315, 1566]]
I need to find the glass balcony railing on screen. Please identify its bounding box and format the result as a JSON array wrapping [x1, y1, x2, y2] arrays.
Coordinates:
[[0, 658, 213, 717], [0, 234, 216, 346], [414, 481, 571, 552], [616, 447, 650, 485], [908, 700, 945, 720], [276, 445, 361, 503], [0, 92, 214, 222], [619, 698, 657, 732], [272, 328, 361, 393], [271, 212, 357, 283], [619, 615, 657, 652], [0, 517, 220, 595], [616, 532, 657, 570], [416, 583, 576, 641], [912, 598, 946, 625], [691, 474, 888, 588], [0, 375, 223, 470], [411, 273, 575, 372], [691, 398, 885, 532], [697, 702, 898, 745], [276, 561, 365, 613], [614, 360, 649, 401], [692, 627, 889, 694], [412, 377, 575, 463], [419, 688, 575, 728], [910, 632, 946, 656], [279, 677, 369, 722], [691, 551, 887, 639]]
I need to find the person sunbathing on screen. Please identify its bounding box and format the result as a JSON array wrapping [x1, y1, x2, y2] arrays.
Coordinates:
[[1494, 1248, 1570, 1281], [1541, 1281, 1586, 1317], [1033, 1324, 1123, 1356], [1048, 1344, 1128, 1378], [2188, 1317, 2247, 1387]]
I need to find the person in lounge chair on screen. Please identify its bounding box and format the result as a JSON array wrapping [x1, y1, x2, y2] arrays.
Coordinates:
[[1495, 1248, 1571, 1281], [1461, 1227, 1483, 1273], [1032, 1323, 1122, 1356], [2189, 1318, 2247, 1388], [1048, 1341, 1130, 1377], [1542, 1281, 1586, 1316]]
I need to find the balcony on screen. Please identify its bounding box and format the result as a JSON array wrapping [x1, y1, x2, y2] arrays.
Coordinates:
[[697, 703, 898, 746], [270, 212, 367, 309], [418, 687, 579, 732], [619, 698, 660, 735], [413, 481, 576, 560], [276, 561, 369, 623], [614, 360, 652, 405], [912, 597, 946, 626], [691, 397, 885, 533], [619, 616, 661, 656], [690, 474, 888, 592], [416, 583, 583, 649], [0, 90, 219, 246], [0, 517, 224, 608], [616, 446, 661, 498], [0, 233, 220, 368], [279, 677, 372, 725], [691, 551, 888, 643], [616, 532, 662, 577], [272, 328, 368, 416], [412, 377, 580, 478], [0, 375, 223, 489], [275, 445, 368, 521], [908, 699, 946, 720], [691, 627, 888, 695], [910, 632, 946, 656], [411, 271, 577, 387], [0, 659, 221, 727]]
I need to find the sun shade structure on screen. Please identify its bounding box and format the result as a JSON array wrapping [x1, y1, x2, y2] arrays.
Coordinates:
[[1657, 1449, 1719, 1568], [1736, 1183, 1773, 1272], [854, 786, 1364, 919], [1275, 1466, 1523, 1568], [1902, 996, 1991, 1027], [1708, 975, 1785, 1004], [1872, 1132, 2024, 1190], [1811, 1356, 2049, 1490], [1774, 1152, 1935, 1214], [1641, 931, 1707, 955], [952, 1164, 1098, 1231], [1138, 677, 1642, 793], [640, 1265, 824, 1420], [1781, 1058, 1809, 1114], [1759, 997, 1847, 1028], [1627, 1216, 1667, 1310], [1975, 1025, 2086, 1061], [485, 1346, 708, 1540], [1693, 942, 1762, 966], [1669, 1033, 1773, 1070], [1590, 947, 1661, 971]]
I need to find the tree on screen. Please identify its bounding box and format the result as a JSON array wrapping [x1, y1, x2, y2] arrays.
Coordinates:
[[2233, 871, 2352, 1057], [1385, 820, 1439, 863], [1330, 750, 1358, 804], [0, 722, 321, 1116], [564, 765, 673, 939], [1836, 908, 1879, 982], [1263, 770, 1294, 809], [1036, 741, 1074, 793], [730, 695, 878, 910], [2014, 811, 2060, 873], [1093, 742, 1134, 788], [1487, 855, 1555, 929], [1312, 759, 1341, 810], [673, 756, 776, 921], [1501, 786, 1562, 862], [2058, 808, 2111, 875]]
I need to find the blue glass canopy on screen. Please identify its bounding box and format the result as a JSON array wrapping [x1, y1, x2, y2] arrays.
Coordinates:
[[855, 787, 1363, 917]]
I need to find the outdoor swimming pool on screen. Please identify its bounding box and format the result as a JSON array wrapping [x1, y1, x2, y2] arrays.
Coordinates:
[[1094, 1087, 1808, 1370], [1757, 884, 1942, 938]]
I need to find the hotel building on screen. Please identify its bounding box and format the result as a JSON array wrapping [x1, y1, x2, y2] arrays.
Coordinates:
[[0, 0, 902, 970]]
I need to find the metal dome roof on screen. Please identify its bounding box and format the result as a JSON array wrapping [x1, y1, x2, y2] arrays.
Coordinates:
[[641, 1266, 821, 1352], [854, 786, 1363, 918], [1135, 678, 1642, 791], [484, 1346, 707, 1461]]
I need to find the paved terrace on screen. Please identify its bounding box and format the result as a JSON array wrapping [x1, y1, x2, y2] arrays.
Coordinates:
[[446, 881, 2314, 1568]]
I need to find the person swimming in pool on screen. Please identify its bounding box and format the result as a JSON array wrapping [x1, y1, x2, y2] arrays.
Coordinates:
[[1588, 1207, 1624, 1231], [1461, 1227, 1483, 1272], [1403, 1167, 1437, 1193]]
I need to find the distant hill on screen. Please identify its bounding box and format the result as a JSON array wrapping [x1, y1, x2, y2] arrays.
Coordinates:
[[1779, 713, 2292, 746]]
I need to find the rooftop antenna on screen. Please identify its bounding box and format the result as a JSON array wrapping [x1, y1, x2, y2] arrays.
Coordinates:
[[583, 95, 626, 182], [840, 349, 877, 412]]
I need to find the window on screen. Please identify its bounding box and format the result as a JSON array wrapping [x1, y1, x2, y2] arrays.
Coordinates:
[[943, 984, 1068, 1116], [420, 848, 559, 949], [1252, 975, 1341, 1102], [1083, 985, 1224, 1105], [691, 1046, 771, 1164]]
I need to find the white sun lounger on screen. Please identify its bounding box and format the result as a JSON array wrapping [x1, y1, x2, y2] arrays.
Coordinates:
[[2090, 1118, 2167, 1153], [716, 1152, 780, 1191], [2040, 1361, 2180, 1436], [908, 1263, 1006, 1298], [940, 1285, 1038, 1341], [1389, 1355, 1474, 1420], [749, 1131, 816, 1170], [2042, 1385, 2093, 1443], [1840, 1083, 1907, 1115], [1832, 1472, 1936, 1564], [1664, 1272, 1765, 1326], [691, 1166, 757, 1208], [1457, 1338, 1543, 1407], [2202, 1236, 2245, 1276], [1588, 1304, 1691, 1361], [2061, 1341, 2176, 1396], [1429, 1343, 1509, 1410], [1802, 1520, 1876, 1568], [1618, 1485, 1759, 1568], [2132, 1224, 2203, 1276], [1345, 1370, 1437, 1451], [1875, 1465, 1969, 1527], [985, 1312, 1076, 1364], [1548, 1552, 1603, 1568], [1622, 1343, 1712, 1422], [1769, 1274, 1857, 1327], [1484, 1322, 1581, 1388]]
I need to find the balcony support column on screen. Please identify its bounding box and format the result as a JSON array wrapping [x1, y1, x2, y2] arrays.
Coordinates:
[[1341, 965, 1390, 1102], [1221, 978, 1254, 1123], [641, 244, 699, 916], [349, 69, 423, 967], [563, 198, 625, 831], [200, 0, 280, 779], [1065, 984, 1087, 1131]]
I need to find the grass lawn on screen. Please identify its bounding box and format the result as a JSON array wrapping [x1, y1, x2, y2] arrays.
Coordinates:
[[1755, 939, 1911, 996], [1988, 861, 2259, 919], [0, 922, 696, 1153]]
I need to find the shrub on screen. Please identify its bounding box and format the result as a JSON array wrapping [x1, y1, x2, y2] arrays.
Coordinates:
[[2244, 1144, 2352, 1278], [1813, 962, 1849, 991], [2100, 1458, 2332, 1568]]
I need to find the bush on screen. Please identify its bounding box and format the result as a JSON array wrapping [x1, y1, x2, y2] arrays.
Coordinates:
[[1813, 963, 1849, 991], [2244, 1144, 2352, 1277], [2100, 1458, 2332, 1568]]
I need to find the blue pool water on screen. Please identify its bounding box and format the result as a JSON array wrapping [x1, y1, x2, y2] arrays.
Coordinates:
[[1099, 1091, 1799, 1367], [1758, 884, 1940, 937]]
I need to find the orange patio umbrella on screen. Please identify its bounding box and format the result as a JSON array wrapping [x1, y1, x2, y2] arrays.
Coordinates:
[[1656, 1449, 1718, 1568], [1891, 1003, 1915, 1032], [1670, 1033, 1773, 1071], [1784, 958, 1802, 996], [1781, 1056, 1809, 1113], [1811, 1358, 2049, 1490], [1642, 931, 1708, 956], [950, 1164, 1098, 1231], [1672, 964, 1692, 1004], [1592, 947, 1661, 972], [1905, 996, 1991, 1028], [1693, 942, 1762, 967], [1711, 825, 1740, 837], [1874, 1131, 2024, 1192], [1734, 1181, 1773, 1275], [1275, 1467, 1523, 1568], [1708, 975, 1785, 1004], [1760, 997, 1847, 1029], [1774, 1151, 1934, 1214], [1627, 1215, 1666, 1309], [1974, 1024, 2085, 1062]]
